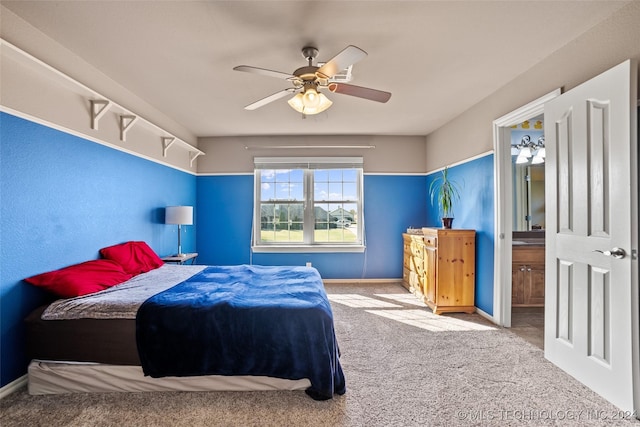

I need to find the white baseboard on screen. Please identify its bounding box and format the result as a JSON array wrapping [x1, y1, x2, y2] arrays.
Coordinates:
[[0, 374, 27, 399], [475, 307, 498, 325], [323, 278, 403, 285]]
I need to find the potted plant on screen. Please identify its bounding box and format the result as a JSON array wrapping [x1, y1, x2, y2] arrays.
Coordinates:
[[429, 166, 462, 229]]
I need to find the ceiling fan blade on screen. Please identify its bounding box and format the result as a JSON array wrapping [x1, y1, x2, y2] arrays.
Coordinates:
[[233, 65, 296, 81], [244, 88, 297, 110], [316, 45, 367, 79], [328, 83, 391, 103]]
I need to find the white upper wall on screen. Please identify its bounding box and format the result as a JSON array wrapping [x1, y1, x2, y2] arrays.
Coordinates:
[[425, 1, 640, 172], [4, 2, 639, 175], [1, 6, 200, 174], [198, 135, 427, 175], [1, 4, 427, 176], [0, 6, 196, 145]]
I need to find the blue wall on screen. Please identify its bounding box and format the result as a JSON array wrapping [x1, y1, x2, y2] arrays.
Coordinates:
[[425, 155, 495, 315], [0, 112, 196, 387], [0, 110, 498, 388], [196, 174, 428, 279], [196, 175, 254, 265]]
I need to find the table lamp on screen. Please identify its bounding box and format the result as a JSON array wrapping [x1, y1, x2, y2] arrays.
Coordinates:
[[165, 206, 193, 256]]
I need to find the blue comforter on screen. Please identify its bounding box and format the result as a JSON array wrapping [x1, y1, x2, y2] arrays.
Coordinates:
[[136, 265, 346, 400]]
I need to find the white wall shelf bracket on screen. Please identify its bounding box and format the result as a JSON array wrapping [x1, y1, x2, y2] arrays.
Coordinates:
[[189, 151, 204, 167], [163, 137, 203, 164], [1, 39, 205, 170], [90, 100, 111, 130], [162, 137, 176, 157], [119, 115, 138, 141]]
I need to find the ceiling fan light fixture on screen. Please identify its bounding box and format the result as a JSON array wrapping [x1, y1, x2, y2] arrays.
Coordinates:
[[288, 91, 332, 115], [303, 87, 321, 108], [235, 45, 389, 113]]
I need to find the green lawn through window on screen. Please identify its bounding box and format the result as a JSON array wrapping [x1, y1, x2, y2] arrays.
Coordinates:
[[260, 228, 357, 243]]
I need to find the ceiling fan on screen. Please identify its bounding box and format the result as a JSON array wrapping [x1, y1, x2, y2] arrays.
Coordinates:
[[233, 45, 391, 115]]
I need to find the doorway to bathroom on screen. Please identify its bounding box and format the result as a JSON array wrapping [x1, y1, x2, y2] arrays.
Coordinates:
[[491, 89, 559, 334], [509, 116, 546, 349]]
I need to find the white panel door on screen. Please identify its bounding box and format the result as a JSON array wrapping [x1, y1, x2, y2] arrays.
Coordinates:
[[544, 60, 638, 412]]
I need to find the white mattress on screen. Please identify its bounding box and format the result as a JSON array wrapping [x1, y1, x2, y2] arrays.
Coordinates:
[[28, 360, 311, 395]]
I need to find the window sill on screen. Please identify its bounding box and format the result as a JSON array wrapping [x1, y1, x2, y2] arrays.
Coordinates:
[[252, 245, 366, 253]]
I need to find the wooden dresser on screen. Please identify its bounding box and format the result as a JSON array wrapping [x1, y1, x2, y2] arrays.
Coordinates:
[[422, 228, 476, 314], [403, 228, 476, 314], [402, 233, 426, 296]]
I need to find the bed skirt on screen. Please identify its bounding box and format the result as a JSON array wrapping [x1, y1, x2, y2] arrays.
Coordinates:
[[28, 360, 311, 395]]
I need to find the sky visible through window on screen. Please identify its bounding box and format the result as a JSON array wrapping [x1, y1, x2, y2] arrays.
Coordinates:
[[257, 167, 362, 245], [260, 169, 358, 202]]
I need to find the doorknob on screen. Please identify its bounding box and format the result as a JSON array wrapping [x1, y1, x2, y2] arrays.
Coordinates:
[[593, 247, 626, 259]]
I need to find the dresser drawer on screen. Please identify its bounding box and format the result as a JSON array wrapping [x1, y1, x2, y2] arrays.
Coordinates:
[[423, 235, 437, 248], [403, 253, 411, 270], [404, 253, 424, 273], [409, 270, 424, 289], [410, 241, 424, 258]]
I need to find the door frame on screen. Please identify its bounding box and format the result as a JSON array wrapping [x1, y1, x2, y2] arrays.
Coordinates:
[[492, 89, 560, 327]]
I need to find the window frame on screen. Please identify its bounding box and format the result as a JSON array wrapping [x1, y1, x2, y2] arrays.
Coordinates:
[[252, 157, 365, 253]]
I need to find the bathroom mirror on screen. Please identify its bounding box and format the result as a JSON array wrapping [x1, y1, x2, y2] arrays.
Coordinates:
[[511, 116, 545, 231]]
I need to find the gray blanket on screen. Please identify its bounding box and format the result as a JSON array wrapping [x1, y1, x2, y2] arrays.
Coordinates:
[[42, 265, 206, 320]]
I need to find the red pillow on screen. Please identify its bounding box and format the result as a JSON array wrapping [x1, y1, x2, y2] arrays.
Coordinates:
[[25, 259, 133, 298], [99, 241, 163, 275]]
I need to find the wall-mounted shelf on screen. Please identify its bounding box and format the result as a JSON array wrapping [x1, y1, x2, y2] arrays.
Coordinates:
[[244, 145, 376, 150], [1, 39, 204, 167]]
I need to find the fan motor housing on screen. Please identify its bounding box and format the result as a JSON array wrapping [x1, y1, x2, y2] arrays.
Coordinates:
[[293, 66, 319, 81]]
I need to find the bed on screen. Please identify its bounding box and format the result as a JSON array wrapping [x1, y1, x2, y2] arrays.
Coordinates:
[[24, 250, 345, 401]]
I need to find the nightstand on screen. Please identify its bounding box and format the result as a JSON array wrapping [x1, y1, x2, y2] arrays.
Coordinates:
[[162, 253, 198, 265]]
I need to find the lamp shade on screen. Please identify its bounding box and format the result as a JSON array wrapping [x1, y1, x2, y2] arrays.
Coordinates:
[[531, 154, 545, 164], [165, 206, 193, 225], [288, 91, 332, 115], [515, 153, 529, 164], [519, 146, 532, 158]]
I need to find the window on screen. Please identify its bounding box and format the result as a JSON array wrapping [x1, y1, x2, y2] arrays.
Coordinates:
[[253, 157, 364, 252]]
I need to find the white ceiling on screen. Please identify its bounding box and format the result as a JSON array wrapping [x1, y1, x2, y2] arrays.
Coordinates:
[[1, 1, 631, 138]]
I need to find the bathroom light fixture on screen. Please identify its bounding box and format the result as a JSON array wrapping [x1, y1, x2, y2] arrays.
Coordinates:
[[513, 135, 545, 165], [531, 147, 546, 164], [516, 152, 530, 164]]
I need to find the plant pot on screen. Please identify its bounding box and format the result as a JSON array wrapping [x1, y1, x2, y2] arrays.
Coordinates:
[[442, 217, 454, 229]]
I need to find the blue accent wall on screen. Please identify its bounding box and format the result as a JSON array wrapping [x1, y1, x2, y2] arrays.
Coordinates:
[[0, 110, 497, 389], [196, 174, 427, 279], [196, 175, 254, 265], [425, 155, 495, 315], [0, 112, 196, 387]]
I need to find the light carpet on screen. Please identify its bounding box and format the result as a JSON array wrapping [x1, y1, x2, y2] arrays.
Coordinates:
[[2, 282, 638, 426]]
